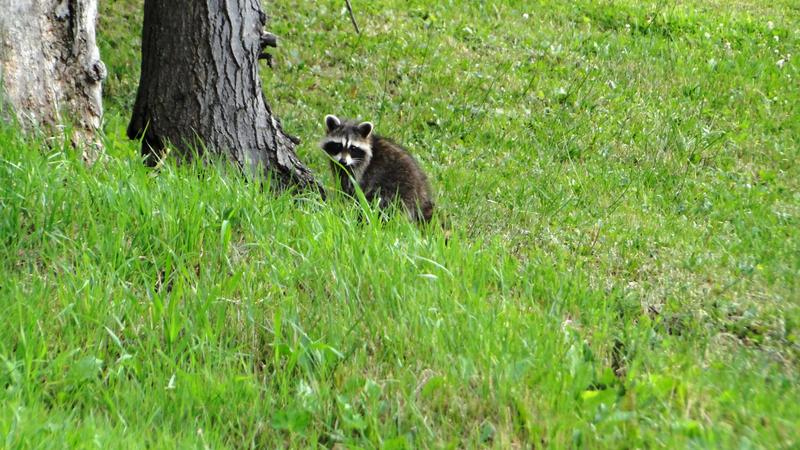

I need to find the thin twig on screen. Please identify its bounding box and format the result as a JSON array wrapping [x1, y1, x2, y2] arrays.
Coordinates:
[[345, 0, 360, 34]]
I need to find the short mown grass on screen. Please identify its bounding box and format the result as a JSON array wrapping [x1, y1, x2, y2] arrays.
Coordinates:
[[1, 0, 798, 447]]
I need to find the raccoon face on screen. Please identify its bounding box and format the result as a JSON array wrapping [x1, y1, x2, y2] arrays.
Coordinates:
[[320, 115, 373, 172]]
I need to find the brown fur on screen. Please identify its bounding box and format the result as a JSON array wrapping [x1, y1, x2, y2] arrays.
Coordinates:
[[321, 116, 434, 222], [355, 135, 434, 222]]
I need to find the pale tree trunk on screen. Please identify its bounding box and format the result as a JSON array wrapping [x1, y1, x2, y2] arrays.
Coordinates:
[[0, 0, 106, 162], [127, 0, 319, 190]]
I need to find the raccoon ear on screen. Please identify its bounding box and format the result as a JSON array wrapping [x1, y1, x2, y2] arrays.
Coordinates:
[[357, 121, 374, 138], [325, 115, 341, 131]]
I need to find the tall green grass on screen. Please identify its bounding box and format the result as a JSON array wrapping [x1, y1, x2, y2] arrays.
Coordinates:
[[1, 0, 797, 447]]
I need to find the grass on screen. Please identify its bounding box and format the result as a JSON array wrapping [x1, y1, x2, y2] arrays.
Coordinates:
[[1, 0, 798, 447]]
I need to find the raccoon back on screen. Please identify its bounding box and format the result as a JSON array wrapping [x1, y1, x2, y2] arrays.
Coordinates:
[[360, 136, 434, 222]]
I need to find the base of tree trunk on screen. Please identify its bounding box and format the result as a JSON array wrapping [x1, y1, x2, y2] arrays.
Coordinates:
[[0, 0, 106, 163], [127, 0, 319, 191]]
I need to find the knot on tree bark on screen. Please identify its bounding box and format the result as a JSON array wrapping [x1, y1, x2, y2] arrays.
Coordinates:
[[259, 31, 278, 66], [260, 32, 278, 49], [55, 0, 71, 20], [85, 59, 107, 82]]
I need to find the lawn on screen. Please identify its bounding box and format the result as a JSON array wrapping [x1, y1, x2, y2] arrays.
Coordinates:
[[1, 0, 798, 447]]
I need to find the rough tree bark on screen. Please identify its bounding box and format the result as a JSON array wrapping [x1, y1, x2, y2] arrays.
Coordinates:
[[0, 0, 106, 162], [127, 0, 318, 190]]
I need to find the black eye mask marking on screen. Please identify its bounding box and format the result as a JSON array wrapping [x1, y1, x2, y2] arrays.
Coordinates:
[[323, 142, 343, 155], [349, 147, 366, 159]]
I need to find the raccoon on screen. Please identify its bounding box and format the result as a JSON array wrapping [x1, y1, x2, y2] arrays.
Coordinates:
[[319, 114, 434, 222]]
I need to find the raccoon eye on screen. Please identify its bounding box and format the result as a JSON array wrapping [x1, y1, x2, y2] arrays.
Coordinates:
[[349, 146, 365, 158], [323, 142, 342, 155]]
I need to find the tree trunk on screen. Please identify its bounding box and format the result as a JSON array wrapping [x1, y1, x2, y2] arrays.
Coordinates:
[[127, 0, 318, 190], [0, 0, 106, 162]]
